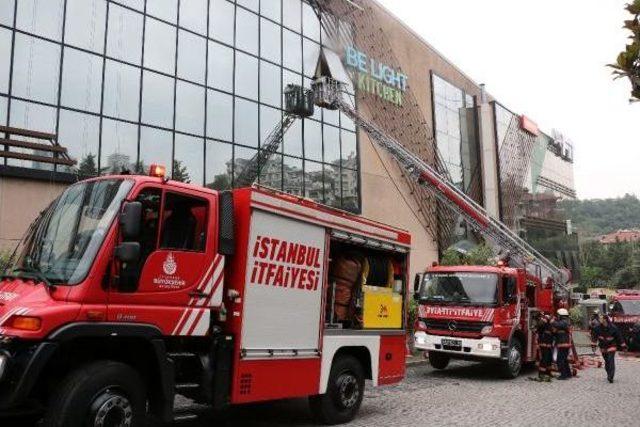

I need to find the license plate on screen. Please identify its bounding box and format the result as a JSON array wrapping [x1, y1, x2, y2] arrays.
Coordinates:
[[442, 338, 462, 347]]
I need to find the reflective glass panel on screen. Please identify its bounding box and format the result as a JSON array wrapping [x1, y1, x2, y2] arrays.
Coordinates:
[[236, 7, 258, 55], [282, 0, 301, 33], [61, 48, 104, 114], [16, 0, 64, 41], [259, 152, 282, 190], [304, 119, 322, 162], [0, 1, 14, 26], [260, 105, 281, 149], [259, 60, 281, 107], [304, 160, 323, 202], [237, 0, 258, 13], [0, 28, 11, 94], [261, 0, 281, 23], [234, 98, 258, 147], [205, 140, 233, 190], [103, 59, 140, 121], [260, 17, 281, 64], [65, 0, 107, 53], [282, 29, 301, 72], [147, 0, 178, 24], [210, 0, 234, 45], [139, 126, 173, 174], [178, 30, 206, 84], [174, 134, 204, 184], [283, 116, 301, 157], [8, 100, 56, 170], [324, 162, 340, 208], [144, 17, 176, 75], [283, 156, 303, 196], [303, 38, 319, 78], [12, 34, 60, 104], [233, 145, 257, 187], [323, 124, 340, 165], [341, 130, 357, 169], [208, 41, 233, 92], [58, 109, 100, 175], [207, 89, 232, 141], [175, 80, 205, 135], [235, 51, 258, 100], [100, 119, 138, 174], [302, 2, 320, 41], [107, 4, 143, 65], [342, 168, 359, 211], [179, 0, 207, 35], [141, 70, 174, 128]]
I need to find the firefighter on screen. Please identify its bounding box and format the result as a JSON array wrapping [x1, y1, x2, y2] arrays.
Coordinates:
[[535, 313, 554, 381], [629, 322, 640, 352], [589, 310, 601, 353], [552, 308, 573, 380], [594, 314, 626, 383]]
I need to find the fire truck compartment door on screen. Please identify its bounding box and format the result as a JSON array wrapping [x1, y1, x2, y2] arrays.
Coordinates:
[[241, 210, 325, 356]]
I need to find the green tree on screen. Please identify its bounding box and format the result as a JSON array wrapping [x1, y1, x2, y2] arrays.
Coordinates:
[[440, 248, 465, 266], [206, 174, 231, 191], [612, 266, 640, 289], [609, 0, 640, 102], [77, 153, 98, 177], [172, 160, 191, 183]]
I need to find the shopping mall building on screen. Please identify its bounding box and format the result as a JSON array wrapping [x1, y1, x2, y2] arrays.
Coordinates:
[[0, 0, 577, 276]]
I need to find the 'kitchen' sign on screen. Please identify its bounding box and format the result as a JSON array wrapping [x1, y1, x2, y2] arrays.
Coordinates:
[[345, 46, 408, 107]]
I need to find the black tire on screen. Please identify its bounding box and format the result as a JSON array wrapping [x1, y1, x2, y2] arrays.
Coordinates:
[[309, 355, 365, 425], [428, 351, 450, 370], [500, 340, 523, 379], [41, 360, 147, 427]]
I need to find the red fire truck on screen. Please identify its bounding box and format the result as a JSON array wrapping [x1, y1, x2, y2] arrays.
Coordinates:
[[0, 171, 410, 426], [611, 290, 640, 349], [413, 263, 562, 378]]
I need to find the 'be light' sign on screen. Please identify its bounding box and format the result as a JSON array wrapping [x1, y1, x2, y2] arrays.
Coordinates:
[[345, 46, 408, 107]]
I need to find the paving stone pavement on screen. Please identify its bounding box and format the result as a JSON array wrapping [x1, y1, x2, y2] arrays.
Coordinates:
[[180, 356, 640, 427]]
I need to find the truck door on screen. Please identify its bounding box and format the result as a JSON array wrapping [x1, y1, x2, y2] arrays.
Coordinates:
[[108, 187, 222, 336]]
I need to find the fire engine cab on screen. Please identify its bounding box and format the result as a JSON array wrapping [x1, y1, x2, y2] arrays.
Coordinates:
[[413, 262, 560, 378], [0, 168, 410, 426]]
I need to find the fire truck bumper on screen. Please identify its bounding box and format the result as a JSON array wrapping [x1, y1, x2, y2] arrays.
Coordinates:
[[414, 332, 502, 359]]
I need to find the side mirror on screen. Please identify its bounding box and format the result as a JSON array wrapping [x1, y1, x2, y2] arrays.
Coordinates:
[[115, 242, 141, 263], [413, 273, 422, 300], [120, 201, 142, 240]]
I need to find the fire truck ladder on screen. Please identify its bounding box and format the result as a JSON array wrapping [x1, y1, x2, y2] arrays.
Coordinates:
[[235, 85, 315, 188], [312, 78, 570, 291]]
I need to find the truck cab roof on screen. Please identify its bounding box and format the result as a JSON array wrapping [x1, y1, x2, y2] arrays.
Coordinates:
[[427, 265, 520, 276]]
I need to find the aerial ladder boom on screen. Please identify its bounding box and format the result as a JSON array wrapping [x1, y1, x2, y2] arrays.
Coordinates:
[[311, 78, 570, 292]]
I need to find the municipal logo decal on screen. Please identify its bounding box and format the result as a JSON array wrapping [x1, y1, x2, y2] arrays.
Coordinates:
[[163, 252, 177, 275]]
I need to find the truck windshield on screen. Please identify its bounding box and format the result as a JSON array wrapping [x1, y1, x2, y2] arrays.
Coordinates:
[[617, 300, 640, 315], [419, 272, 498, 305], [5, 179, 133, 285]]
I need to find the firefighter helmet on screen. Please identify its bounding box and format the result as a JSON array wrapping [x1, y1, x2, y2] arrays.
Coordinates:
[[557, 308, 569, 317]]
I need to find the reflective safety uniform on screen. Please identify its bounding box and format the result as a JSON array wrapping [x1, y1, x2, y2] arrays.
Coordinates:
[[594, 322, 624, 382], [552, 318, 573, 379], [536, 317, 554, 378]]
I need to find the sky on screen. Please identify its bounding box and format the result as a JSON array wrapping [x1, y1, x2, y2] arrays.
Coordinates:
[[376, 0, 640, 200]]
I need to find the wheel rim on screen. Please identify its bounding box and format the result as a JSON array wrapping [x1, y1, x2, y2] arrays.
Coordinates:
[[336, 372, 360, 409], [88, 389, 133, 427], [508, 346, 522, 375]]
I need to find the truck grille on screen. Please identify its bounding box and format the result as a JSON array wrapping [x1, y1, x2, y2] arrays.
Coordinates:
[[423, 319, 491, 333]]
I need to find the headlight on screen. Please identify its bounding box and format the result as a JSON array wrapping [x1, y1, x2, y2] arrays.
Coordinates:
[[480, 325, 493, 335], [414, 334, 427, 345], [0, 354, 8, 382]]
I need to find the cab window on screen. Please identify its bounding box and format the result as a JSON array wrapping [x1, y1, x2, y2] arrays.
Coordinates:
[[159, 193, 208, 252]]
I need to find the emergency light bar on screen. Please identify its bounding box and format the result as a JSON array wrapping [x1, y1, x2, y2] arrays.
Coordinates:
[[149, 164, 166, 178]]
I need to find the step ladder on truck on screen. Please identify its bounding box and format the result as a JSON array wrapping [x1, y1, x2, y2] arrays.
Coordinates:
[[309, 76, 578, 379]]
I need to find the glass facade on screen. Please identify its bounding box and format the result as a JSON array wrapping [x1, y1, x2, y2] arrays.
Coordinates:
[[432, 74, 477, 191], [0, 0, 359, 212]]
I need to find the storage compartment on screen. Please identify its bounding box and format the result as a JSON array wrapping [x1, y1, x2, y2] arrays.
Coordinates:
[[326, 238, 407, 330]]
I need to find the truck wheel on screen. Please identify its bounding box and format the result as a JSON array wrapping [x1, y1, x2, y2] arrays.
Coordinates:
[[428, 351, 450, 370], [309, 355, 365, 425], [42, 360, 147, 427], [500, 340, 523, 379]]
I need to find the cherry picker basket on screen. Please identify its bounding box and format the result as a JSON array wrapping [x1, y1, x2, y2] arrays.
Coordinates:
[[284, 84, 315, 117]]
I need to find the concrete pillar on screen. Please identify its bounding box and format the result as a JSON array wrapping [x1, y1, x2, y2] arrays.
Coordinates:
[[477, 103, 500, 219]]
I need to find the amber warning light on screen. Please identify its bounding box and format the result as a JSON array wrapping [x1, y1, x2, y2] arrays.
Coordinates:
[[149, 164, 166, 178]]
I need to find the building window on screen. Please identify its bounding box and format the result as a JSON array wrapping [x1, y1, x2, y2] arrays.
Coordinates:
[[0, 0, 360, 213], [432, 73, 477, 191]]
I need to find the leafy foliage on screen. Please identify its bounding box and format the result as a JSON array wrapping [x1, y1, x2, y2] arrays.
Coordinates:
[[560, 194, 640, 237], [0, 250, 11, 272], [577, 240, 640, 289], [77, 154, 98, 177], [440, 243, 493, 266], [609, 0, 640, 102], [172, 160, 191, 183]]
